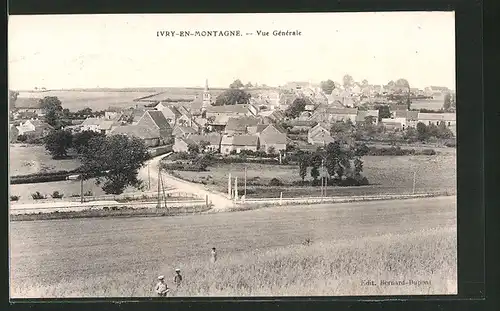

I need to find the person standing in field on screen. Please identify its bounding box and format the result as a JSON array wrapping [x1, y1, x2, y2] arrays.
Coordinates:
[[173, 269, 182, 288], [210, 247, 217, 263], [155, 275, 169, 297]]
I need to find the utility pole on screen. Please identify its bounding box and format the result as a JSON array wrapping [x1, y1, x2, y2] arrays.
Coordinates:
[[321, 159, 325, 198], [412, 171, 417, 195], [234, 177, 238, 202], [228, 173, 232, 198], [80, 176, 84, 204], [160, 171, 167, 209], [148, 164, 151, 190], [244, 166, 247, 198], [157, 165, 161, 208]]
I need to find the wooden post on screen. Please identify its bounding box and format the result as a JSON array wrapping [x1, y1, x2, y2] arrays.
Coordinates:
[[206, 194, 209, 208], [157, 165, 161, 208], [244, 166, 247, 197], [279, 191, 283, 206], [234, 177, 238, 202], [80, 176, 84, 204], [148, 164, 151, 190], [228, 173, 232, 198], [412, 171, 416, 195]]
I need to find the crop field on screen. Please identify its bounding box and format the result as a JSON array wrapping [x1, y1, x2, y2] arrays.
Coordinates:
[[173, 153, 456, 198], [136, 87, 227, 102], [9, 144, 81, 176], [410, 98, 446, 110], [10, 196, 456, 297], [17, 90, 155, 112]]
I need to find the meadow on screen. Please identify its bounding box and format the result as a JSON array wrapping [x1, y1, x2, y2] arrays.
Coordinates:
[[17, 90, 155, 112], [9, 144, 81, 176], [173, 152, 456, 198], [9, 196, 457, 297]]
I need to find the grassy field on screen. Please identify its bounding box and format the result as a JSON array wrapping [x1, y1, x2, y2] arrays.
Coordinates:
[[17, 90, 155, 112], [9, 144, 81, 176], [173, 152, 456, 198], [9, 196, 456, 297]]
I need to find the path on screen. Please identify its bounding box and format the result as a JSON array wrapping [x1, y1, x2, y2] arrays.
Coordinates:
[[138, 154, 234, 211]]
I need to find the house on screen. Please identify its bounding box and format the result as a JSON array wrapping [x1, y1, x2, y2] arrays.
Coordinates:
[[417, 113, 456, 127], [258, 124, 288, 153], [155, 103, 182, 126], [119, 108, 147, 124], [220, 135, 259, 154], [172, 125, 198, 138], [311, 107, 358, 124], [136, 110, 173, 144], [104, 107, 123, 120], [307, 123, 334, 145], [13, 98, 44, 116], [16, 120, 53, 138], [259, 110, 285, 123], [391, 104, 408, 111], [406, 111, 420, 127], [205, 104, 256, 126], [381, 120, 404, 131], [224, 116, 263, 135], [279, 93, 299, 107], [356, 110, 380, 125], [110, 124, 161, 147], [9, 124, 19, 143], [188, 134, 222, 153], [80, 118, 117, 134], [172, 137, 195, 153]]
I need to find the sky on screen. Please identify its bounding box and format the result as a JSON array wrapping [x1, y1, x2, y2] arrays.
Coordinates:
[[8, 12, 455, 90]]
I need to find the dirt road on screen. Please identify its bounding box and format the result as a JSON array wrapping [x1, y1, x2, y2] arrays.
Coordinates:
[[138, 154, 234, 210]]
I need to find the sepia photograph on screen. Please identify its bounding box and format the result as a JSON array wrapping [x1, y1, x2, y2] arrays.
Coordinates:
[[8, 12, 457, 298]]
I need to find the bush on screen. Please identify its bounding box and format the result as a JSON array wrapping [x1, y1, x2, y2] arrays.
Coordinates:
[[84, 191, 93, 197], [31, 192, 46, 200], [10, 195, 20, 201], [10, 170, 78, 185], [269, 178, 284, 186], [51, 191, 64, 199], [418, 149, 437, 155]]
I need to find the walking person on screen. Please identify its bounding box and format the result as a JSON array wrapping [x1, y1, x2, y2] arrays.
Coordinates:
[[155, 275, 169, 297], [173, 269, 183, 288], [210, 247, 217, 263]]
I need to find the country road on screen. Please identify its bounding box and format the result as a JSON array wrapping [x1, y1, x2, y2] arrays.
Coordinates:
[[138, 153, 234, 210]]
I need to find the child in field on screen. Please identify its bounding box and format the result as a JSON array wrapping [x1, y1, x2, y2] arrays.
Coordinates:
[[173, 269, 182, 288], [211, 247, 217, 263], [155, 275, 169, 297]]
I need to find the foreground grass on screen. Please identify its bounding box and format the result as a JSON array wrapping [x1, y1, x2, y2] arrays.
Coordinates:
[[11, 227, 456, 297]]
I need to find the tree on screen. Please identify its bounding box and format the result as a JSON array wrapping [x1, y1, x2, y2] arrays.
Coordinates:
[[245, 82, 253, 88], [9, 90, 19, 104], [199, 141, 210, 153], [362, 79, 369, 87], [416, 122, 429, 141], [214, 89, 251, 106], [310, 166, 320, 181], [395, 78, 411, 109], [187, 143, 200, 155], [229, 79, 244, 89], [79, 135, 149, 194], [72, 130, 105, 154], [298, 153, 308, 181], [343, 74, 354, 89], [374, 105, 391, 121], [284, 98, 307, 119], [320, 79, 336, 95], [40, 96, 64, 127], [443, 93, 452, 111], [44, 129, 73, 159]]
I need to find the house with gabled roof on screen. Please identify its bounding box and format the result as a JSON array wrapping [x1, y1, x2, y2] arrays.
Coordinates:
[[172, 125, 198, 138], [172, 137, 196, 153], [80, 117, 117, 135], [220, 135, 259, 154], [417, 112, 456, 127], [13, 98, 44, 116], [16, 119, 53, 139], [111, 124, 161, 147], [136, 110, 173, 144], [188, 134, 222, 153], [224, 116, 263, 135], [311, 107, 358, 124], [258, 124, 288, 152], [356, 110, 380, 125], [307, 123, 334, 145], [155, 103, 182, 126]]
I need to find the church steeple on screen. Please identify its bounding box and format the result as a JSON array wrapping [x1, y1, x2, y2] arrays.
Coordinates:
[[202, 79, 211, 111]]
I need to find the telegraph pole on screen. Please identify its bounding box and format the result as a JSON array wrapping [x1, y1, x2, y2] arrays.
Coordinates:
[[244, 166, 247, 197], [148, 164, 151, 190], [80, 176, 84, 203], [412, 171, 417, 195], [157, 165, 161, 208]]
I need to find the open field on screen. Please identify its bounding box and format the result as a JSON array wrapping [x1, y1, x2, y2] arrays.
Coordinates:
[[173, 153, 456, 198], [17, 91, 155, 111], [136, 87, 226, 102], [10, 196, 456, 297], [9, 144, 81, 176], [410, 98, 446, 110]]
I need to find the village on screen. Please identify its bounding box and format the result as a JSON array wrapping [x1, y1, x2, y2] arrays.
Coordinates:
[[9, 78, 456, 158]]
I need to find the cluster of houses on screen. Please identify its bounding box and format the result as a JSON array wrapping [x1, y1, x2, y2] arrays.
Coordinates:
[[8, 80, 456, 150]]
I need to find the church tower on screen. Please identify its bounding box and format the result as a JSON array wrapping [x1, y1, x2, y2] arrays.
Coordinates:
[[202, 79, 212, 110]]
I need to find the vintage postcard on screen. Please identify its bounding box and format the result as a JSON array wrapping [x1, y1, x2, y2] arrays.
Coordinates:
[[8, 12, 457, 298]]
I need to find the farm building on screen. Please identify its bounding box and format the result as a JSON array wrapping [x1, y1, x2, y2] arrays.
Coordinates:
[[356, 110, 380, 125], [80, 118, 117, 135], [16, 120, 53, 139], [136, 110, 173, 145], [417, 113, 456, 127], [110, 124, 161, 147], [188, 134, 222, 153], [172, 137, 195, 153], [172, 125, 198, 138], [258, 124, 288, 153], [224, 116, 263, 135], [155, 103, 182, 126], [205, 104, 257, 126], [311, 107, 358, 124], [308, 123, 334, 145], [220, 135, 259, 155]]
